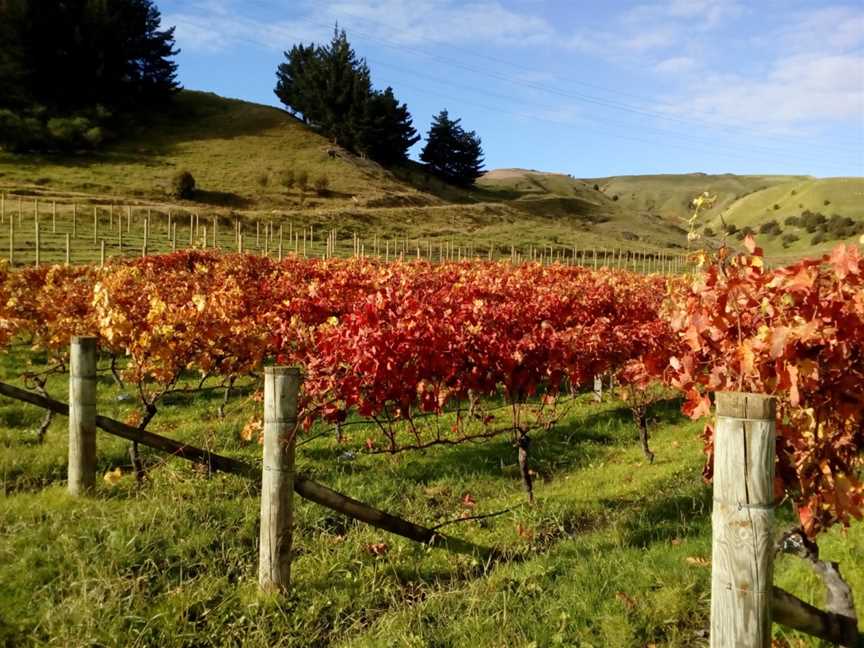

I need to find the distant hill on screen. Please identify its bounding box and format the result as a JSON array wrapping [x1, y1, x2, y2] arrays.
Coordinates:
[[482, 169, 864, 260]]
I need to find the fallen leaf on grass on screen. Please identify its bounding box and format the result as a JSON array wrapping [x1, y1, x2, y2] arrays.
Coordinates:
[[685, 556, 710, 567], [240, 417, 262, 443], [365, 542, 389, 556], [516, 523, 534, 541], [103, 467, 123, 486], [461, 493, 476, 508], [615, 591, 637, 609]]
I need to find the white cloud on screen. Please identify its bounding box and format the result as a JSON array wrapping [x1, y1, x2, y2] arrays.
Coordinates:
[[654, 56, 698, 74], [660, 53, 864, 127], [323, 0, 555, 46], [775, 5, 864, 54], [165, 0, 555, 53]]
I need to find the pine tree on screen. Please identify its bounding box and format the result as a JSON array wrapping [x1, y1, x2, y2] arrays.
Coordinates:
[[312, 28, 371, 149], [0, 0, 178, 112], [420, 110, 485, 187], [0, 0, 179, 151], [357, 87, 420, 164], [274, 43, 318, 123], [274, 28, 420, 161]]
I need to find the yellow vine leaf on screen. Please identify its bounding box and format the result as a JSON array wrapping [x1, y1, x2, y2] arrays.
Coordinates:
[[103, 467, 123, 486]]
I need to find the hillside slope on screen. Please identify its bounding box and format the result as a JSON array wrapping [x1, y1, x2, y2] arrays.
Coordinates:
[[0, 93, 691, 254], [2, 92, 858, 260], [0, 91, 431, 210]]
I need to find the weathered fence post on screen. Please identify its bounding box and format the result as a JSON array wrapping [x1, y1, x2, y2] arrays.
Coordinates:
[[69, 336, 97, 496], [259, 366, 301, 593], [711, 392, 776, 647]]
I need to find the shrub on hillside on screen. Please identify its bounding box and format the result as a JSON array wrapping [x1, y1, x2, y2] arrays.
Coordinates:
[[812, 232, 828, 245], [773, 203, 780, 210], [784, 215, 801, 227], [296, 170, 309, 190], [313, 174, 330, 195], [168, 170, 196, 199], [824, 199, 831, 206], [593, 183, 600, 191], [781, 233, 799, 248], [735, 225, 755, 240], [724, 223, 739, 236], [800, 210, 827, 233], [825, 214, 864, 239], [759, 219, 782, 236], [278, 169, 295, 189], [612, 195, 619, 201], [702, 226, 715, 237], [256, 172, 269, 188]]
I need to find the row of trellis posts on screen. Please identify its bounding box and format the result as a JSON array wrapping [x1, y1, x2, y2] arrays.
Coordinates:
[[0, 193, 687, 272], [5, 337, 859, 646]]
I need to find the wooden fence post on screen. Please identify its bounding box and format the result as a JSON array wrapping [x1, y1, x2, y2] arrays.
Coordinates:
[[68, 336, 97, 496], [259, 366, 301, 593], [711, 392, 776, 647], [592, 375, 603, 402], [8, 215, 13, 266], [34, 213, 40, 267]]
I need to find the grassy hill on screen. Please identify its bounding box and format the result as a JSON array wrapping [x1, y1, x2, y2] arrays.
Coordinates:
[[588, 173, 809, 225], [0, 91, 860, 263]]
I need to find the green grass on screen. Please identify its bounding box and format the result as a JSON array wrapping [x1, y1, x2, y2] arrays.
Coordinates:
[[0, 346, 861, 646]]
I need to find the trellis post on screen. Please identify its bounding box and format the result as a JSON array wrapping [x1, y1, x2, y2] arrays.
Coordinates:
[[710, 392, 776, 647], [259, 366, 301, 593], [69, 336, 97, 496]]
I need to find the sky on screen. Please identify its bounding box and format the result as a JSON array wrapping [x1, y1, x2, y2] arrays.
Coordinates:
[[158, 0, 864, 178]]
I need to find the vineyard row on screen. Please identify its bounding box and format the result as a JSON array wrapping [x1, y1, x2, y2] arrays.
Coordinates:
[[0, 193, 688, 272]]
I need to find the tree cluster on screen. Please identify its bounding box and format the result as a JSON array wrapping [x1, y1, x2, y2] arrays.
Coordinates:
[[420, 110, 485, 188], [0, 0, 179, 152], [275, 28, 484, 185], [275, 29, 419, 164]]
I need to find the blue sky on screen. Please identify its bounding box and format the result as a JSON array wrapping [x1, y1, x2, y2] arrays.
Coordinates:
[[159, 0, 863, 178]]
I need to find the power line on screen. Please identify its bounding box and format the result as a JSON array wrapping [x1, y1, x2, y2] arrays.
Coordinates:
[[165, 15, 860, 175], [223, 2, 863, 157], [365, 56, 861, 168]]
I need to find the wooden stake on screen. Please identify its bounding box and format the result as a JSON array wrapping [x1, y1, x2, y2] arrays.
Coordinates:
[[65, 233, 70, 265], [278, 224, 283, 260], [52, 201, 56, 233], [68, 336, 97, 496], [8, 214, 13, 266], [710, 392, 776, 648], [100, 240, 105, 267], [34, 212, 40, 267], [72, 203, 77, 238], [259, 366, 300, 593], [93, 206, 98, 244]]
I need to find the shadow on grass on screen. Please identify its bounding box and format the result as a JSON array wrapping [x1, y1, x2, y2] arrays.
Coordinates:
[[192, 189, 254, 209], [607, 471, 712, 548]]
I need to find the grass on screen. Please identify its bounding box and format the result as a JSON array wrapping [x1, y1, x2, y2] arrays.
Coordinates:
[[1, 346, 861, 646]]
